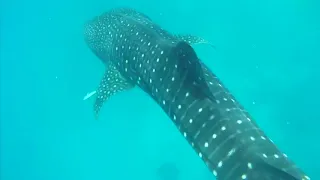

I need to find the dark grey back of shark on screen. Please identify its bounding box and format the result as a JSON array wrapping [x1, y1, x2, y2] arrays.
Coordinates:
[[84, 8, 310, 180]]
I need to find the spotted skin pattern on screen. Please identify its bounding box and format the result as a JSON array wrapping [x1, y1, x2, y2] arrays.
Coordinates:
[[84, 8, 310, 180]]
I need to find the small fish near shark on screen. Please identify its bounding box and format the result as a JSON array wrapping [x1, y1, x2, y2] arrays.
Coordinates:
[[83, 7, 310, 180]]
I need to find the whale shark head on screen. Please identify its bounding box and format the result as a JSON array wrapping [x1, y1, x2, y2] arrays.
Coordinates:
[[84, 8, 215, 66], [84, 16, 115, 63]]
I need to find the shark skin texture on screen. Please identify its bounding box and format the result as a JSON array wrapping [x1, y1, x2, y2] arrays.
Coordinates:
[[83, 8, 310, 180]]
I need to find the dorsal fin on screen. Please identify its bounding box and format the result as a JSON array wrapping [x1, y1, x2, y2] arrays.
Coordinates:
[[251, 154, 301, 180], [171, 41, 215, 102]]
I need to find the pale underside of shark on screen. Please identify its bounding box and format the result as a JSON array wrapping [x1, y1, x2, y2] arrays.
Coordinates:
[[83, 7, 310, 180]]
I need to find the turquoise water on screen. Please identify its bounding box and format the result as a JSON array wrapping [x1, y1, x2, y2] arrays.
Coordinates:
[[1, 0, 319, 179]]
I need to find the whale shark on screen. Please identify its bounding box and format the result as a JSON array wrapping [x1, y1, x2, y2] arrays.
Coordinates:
[[83, 8, 310, 180]]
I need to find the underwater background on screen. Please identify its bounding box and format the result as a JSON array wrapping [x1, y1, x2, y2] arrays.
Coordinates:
[[1, 0, 319, 179]]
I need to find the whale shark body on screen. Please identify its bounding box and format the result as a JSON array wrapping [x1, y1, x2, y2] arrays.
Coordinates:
[[83, 8, 310, 180]]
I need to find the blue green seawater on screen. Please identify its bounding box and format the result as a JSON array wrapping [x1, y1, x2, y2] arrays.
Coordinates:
[[0, 0, 319, 179]]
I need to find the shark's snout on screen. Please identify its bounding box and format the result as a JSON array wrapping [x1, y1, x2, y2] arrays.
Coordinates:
[[83, 21, 96, 43], [83, 17, 112, 53]]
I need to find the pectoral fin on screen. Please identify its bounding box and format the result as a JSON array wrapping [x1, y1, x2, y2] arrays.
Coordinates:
[[94, 63, 134, 119]]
